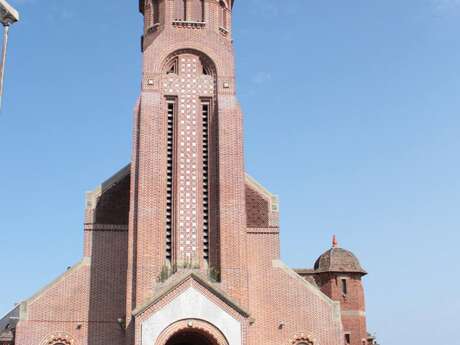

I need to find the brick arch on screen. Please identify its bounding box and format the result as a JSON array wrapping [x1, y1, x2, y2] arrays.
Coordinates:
[[289, 334, 316, 345], [155, 319, 229, 345], [161, 49, 217, 77], [146, 41, 233, 77], [40, 332, 75, 345], [219, 0, 230, 9]]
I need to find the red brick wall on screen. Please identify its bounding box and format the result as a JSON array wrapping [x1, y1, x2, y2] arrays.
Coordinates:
[[15, 171, 130, 345], [128, 1, 249, 327], [16, 225, 129, 345], [94, 175, 130, 225], [246, 232, 344, 345], [316, 273, 367, 345], [246, 184, 270, 228], [15, 262, 91, 345]]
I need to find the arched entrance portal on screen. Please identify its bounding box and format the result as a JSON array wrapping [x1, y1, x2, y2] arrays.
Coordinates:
[[165, 329, 217, 345], [156, 320, 229, 345]]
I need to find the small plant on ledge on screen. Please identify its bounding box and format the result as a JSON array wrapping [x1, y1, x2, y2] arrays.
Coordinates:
[[208, 266, 221, 283]]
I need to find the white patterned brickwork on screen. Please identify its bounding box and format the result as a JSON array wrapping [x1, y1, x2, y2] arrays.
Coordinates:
[[162, 54, 214, 264]]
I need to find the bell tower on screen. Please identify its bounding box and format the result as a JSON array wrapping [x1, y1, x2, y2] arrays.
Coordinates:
[[126, 0, 247, 324]]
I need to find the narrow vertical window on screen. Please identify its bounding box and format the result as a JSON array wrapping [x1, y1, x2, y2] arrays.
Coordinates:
[[219, 1, 227, 29], [191, 0, 205, 22], [175, 0, 187, 21], [183, 0, 188, 20], [166, 100, 176, 263], [202, 101, 210, 263], [341, 278, 348, 295], [152, 0, 160, 24], [345, 334, 351, 345], [200, 0, 205, 22]]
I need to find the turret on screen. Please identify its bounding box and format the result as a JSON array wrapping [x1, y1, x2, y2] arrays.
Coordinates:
[[296, 236, 371, 345], [314, 236, 369, 345]]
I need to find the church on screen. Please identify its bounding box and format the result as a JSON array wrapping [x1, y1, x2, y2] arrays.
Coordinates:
[[0, 1, 375, 345]]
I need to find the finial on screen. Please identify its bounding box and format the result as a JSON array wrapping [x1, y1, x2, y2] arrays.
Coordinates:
[[332, 234, 338, 248]]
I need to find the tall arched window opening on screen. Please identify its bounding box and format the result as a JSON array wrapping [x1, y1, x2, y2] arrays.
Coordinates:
[[219, 1, 228, 29], [201, 0, 205, 22], [152, 0, 160, 24], [175, 0, 187, 21], [191, 0, 205, 22]]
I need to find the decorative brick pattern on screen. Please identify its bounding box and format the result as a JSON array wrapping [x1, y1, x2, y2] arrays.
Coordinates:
[[162, 53, 215, 266], [2, 1, 374, 345], [40, 333, 74, 345]]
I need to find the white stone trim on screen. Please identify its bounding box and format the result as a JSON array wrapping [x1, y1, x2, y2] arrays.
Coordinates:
[[142, 286, 241, 345]]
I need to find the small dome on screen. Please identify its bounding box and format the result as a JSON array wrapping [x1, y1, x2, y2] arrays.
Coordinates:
[[314, 238, 367, 275]]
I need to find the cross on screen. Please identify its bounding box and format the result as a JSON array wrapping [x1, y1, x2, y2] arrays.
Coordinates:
[[162, 53, 215, 265]]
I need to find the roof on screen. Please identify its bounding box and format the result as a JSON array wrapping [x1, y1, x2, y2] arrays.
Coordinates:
[[314, 247, 367, 275], [132, 271, 250, 318]]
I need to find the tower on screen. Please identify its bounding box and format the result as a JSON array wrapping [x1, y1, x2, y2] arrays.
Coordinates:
[[127, 0, 248, 325], [312, 237, 369, 345]]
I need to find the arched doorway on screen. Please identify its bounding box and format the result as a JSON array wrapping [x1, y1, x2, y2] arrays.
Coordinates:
[[165, 329, 217, 345], [156, 319, 229, 345]]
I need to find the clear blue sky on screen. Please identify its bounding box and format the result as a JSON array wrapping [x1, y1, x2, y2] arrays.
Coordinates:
[[1, 0, 459, 344]]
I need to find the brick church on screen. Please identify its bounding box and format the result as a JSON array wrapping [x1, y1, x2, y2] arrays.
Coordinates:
[[0, 1, 376, 345]]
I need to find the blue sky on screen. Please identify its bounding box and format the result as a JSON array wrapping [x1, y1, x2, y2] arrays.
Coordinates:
[[1, 0, 459, 344]]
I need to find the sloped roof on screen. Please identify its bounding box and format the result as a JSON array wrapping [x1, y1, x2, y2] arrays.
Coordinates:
[[132, 271, 250, 318]]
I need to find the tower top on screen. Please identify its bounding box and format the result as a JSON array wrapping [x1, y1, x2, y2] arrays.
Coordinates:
[[139, 0, 234, 48]]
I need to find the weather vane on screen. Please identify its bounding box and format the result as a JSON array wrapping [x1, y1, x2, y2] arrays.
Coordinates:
[[0, 0, 19, 111]]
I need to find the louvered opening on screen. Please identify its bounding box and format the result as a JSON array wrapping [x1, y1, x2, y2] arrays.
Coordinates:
[[202, 101, 210, 263], [166, 100, 176, 263]]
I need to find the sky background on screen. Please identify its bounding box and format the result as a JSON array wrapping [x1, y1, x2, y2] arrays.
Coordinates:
[[1, 0, 459, 344]]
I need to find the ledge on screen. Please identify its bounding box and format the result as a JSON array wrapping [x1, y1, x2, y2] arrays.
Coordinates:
[[219, 26, 229, 36], [84, 224, 128, 232], [173, 20, 206, 29], [146, 23, 160, 34]]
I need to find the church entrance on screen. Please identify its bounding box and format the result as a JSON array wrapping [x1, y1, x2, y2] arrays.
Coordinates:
[[154, 319, 230, 345], [164, 329, 218, 345]]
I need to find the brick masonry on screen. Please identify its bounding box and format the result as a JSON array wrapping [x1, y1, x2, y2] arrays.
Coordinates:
[[1, 1, 374, 345]]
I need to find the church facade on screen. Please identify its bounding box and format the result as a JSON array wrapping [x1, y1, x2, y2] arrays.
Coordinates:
[[0, 1, 375, 345]]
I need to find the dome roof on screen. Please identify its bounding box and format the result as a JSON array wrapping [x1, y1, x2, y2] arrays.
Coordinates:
[[314, 237, 367, 275]]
